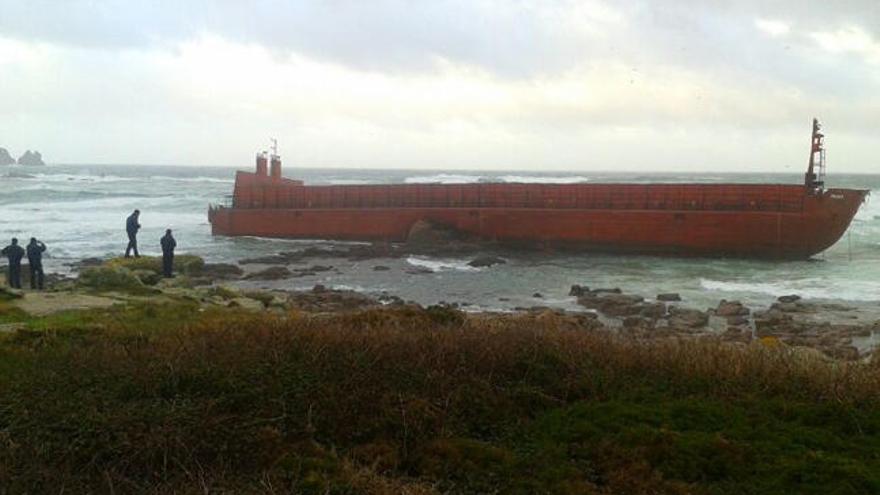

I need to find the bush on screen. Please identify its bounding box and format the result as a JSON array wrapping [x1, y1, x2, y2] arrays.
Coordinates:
[[1, 306, 879, 493]]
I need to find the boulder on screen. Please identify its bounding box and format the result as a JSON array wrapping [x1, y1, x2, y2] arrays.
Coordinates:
[[373, 265, 391, 271], [201, 263, 244, 280], [467, 255, 507, 268], [667, 307, 709, 328], [569, 285, 590, 297], [657, 293, 681, 302], [532, 292, 543, 298], [639, 302, 667, 319], [244, 266, 292, 280], [777, 294, 802, 303], [715, 300, 750, 317], [578, 293, 644, 317]]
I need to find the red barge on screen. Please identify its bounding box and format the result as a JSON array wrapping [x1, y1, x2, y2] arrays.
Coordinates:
[[209, 120, 868, 259]]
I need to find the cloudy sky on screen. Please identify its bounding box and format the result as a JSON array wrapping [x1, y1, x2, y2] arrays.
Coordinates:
[[0, 0, 878, 172]]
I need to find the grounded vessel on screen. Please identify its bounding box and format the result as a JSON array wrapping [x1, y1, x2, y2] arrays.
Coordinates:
[[209, 120, 868, 259]]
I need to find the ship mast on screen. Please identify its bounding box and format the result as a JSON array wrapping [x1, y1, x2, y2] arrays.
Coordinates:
[[805, 118, 826, 192]]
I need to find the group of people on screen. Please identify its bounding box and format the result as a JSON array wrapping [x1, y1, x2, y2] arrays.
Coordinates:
[[126, 209, 177, 278], [2, 209, 178, 290], [1, 237, 46, 289]]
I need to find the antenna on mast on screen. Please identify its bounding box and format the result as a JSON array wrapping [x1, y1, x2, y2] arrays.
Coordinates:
[[805, 118, 826, 192]]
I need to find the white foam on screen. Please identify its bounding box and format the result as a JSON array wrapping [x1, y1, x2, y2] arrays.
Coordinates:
[[700, 278, 880, 302], [404, 174, 483, 184], [405, 256, 480, 272], [498, 175, 590, 184]]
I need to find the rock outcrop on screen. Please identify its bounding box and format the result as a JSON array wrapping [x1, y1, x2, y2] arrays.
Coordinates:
[[0, 148, 15, 166], [17, 150, 45, 166]]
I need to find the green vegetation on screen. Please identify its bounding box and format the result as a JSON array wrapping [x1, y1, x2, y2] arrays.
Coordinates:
[[0, 303, 879, 493], [106, 254, 206, 276]]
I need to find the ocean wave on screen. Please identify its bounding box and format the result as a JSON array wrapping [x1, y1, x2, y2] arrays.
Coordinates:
[[404, 174, 483, 184], [405, 256, 480, 272], [10, 172, 233, 185], [325, 179, 377, 185], [700, 278, 880, 302], [498, 175, 590, 184], [403, 173, 592, 184]]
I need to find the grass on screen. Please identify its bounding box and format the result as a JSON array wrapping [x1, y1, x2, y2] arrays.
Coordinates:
[[0, 305, 878, 493]]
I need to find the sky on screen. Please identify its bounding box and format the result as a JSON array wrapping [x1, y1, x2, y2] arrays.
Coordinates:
[[0, 0, 878, 172]]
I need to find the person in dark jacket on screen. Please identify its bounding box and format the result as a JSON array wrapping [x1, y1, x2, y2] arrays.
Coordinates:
[[1, 238, 25, 289], [160, 229, 176, 278], [26, 238, 47, 290], [125, 209, 141, 258]]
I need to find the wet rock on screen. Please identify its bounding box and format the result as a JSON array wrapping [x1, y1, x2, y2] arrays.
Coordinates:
[[578, 293, 644, 317], [715, 300, 750, 317], [288, 288, 378, 312], [373, 265, 391, 271], [239, 255, 290, 265], [467, 255, 507, 268], [657, 293, 681, 302], [201, 263, 244, 280], [667, 307, 709, 328], [777, 294, 802, 303], [244, 266, 292, 281], [569, 285, 590, 297], [304, 265, 333, 272], [532, 292, 543, 298], [405, 267, 434, 275], [639, 302, 667, 319], [67, 257, 104, 271], [725, 315, 750, 326], [592, 288, 623, 294]]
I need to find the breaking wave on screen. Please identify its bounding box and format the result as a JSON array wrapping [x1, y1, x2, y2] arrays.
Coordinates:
[[405, 256, 480, 272], [404, 174, 483, 184], [699, 278, 880, 302]]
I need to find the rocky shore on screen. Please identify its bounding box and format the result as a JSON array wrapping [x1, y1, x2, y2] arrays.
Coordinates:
[[2, 249, 878, 362]]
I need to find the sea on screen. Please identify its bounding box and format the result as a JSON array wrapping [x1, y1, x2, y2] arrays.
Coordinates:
[[2, 164, 879, 313]]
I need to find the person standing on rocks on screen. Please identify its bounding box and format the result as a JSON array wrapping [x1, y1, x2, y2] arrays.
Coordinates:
[[160, 229, 176, 278], [26, 237, 47, 290], [125, 209, 141, 258], [1, 238, 25, 289]]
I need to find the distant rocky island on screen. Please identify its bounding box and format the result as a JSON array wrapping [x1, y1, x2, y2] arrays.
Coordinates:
[[0, 147, 45, 166], [0, 148, 14, 165]]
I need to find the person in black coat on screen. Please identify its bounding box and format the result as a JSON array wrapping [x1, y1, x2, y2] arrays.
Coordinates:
[[160, 229, 176, 278], [26, 238, 47, 290], [1, 238, 25, 289], [125, 209, 141, 258]]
